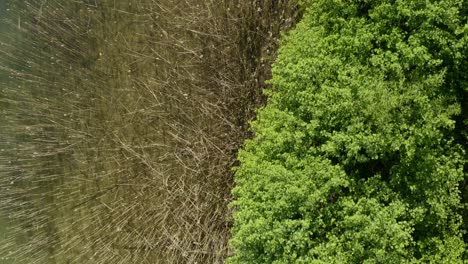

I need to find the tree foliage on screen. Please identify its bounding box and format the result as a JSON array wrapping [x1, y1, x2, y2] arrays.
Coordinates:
[[229, 0, 468, 263]]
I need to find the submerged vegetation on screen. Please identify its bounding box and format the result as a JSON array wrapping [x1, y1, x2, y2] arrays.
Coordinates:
[[0, 0, 301, 263], [230, 0, 468, 263]]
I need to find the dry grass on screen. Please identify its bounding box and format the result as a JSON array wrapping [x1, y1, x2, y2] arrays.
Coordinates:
[[0, 0, 301, 263]]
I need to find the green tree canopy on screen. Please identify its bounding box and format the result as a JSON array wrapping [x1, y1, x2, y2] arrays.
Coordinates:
[[229, 0, 468, 263]]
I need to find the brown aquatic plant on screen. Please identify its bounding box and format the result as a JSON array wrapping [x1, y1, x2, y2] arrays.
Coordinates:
[[0, 0, 302, 263]]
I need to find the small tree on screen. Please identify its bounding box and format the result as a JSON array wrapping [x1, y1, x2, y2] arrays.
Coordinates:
[[229, 0, 468, 263]]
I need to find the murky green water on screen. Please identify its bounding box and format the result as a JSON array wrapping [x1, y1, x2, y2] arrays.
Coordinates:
[[1, 2, 20, 263]]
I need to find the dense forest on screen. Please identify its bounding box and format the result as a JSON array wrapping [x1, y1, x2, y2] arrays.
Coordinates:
[[0, 0, 466, 263], [230, 0, 468, 263]]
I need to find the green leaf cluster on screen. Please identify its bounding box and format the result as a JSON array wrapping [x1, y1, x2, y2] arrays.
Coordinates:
[[229, 1, 468, 263]]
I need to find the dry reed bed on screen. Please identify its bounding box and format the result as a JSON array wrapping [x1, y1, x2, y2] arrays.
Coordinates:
[[0, 0, 301, 263]]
